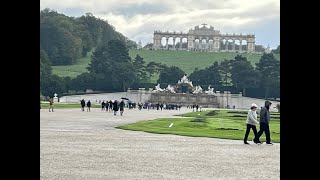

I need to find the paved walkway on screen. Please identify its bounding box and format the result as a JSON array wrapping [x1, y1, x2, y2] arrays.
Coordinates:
[[40, 108, 280, 180]]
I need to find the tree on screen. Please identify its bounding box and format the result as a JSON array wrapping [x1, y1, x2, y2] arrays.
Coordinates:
[[40, 49, 52, 79], [207, 62, 222, 86], [189, 62, 222, 86], [272, 45, 280, 54], [132, 55, 148, 82], [40, 75, 66, 97], [87, 39, 136, 91], [40, 9, 136, 66], [230, 55, 259, 96], [145, 62, 167, 80], [219, 59, 232, 86], [157, 66, 185, 84], [255, 53, 280, 98]]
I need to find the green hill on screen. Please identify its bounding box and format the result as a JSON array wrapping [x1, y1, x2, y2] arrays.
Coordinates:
[[52, 49, 280, 78]]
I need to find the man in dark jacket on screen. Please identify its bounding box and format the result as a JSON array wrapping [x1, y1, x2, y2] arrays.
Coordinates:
[[101, 101, 105, 111], [254, 100, 273, 145], [113, 100, 119, 115], [81, 99, 85, 111], [87, 100, 91, 112]]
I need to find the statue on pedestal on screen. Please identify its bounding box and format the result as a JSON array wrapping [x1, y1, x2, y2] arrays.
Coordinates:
[[205, 85, 215, 95], [166, 84, 175, 93], [153, 84, 164, 92], [193, 85, 203, 94]]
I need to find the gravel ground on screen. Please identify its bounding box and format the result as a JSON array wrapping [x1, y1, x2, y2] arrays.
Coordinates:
[[40, 108, 280, 180]]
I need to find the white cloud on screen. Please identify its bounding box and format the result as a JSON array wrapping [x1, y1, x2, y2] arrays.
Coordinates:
[[40, 0, 280, 48]]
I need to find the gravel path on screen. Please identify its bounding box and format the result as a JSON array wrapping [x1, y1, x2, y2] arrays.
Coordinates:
[[40, 108, 280, 180]]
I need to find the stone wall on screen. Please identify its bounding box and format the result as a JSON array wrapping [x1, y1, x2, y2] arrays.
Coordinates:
[[59, 90, 279, 112]]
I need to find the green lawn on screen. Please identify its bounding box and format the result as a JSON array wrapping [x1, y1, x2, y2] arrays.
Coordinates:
[[51, 49, 280, 79], [129, 49, 280, 75], [117, 110, 280, 142], [40, 103, 100, 109], [51, 51, 92, 78]]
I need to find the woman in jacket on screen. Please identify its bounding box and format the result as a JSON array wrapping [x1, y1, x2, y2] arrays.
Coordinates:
[[243, 103, 259, 144]]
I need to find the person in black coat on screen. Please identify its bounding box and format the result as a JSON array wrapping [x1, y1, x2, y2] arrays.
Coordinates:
[[119, 100, 125, 116], [101, 101, 105, 111], [105, 101, 109, 112], [108, 100, 113, 112], [81, 99, 85, 111], [113, 100, 119, 115], [87, 100, 91, 112]]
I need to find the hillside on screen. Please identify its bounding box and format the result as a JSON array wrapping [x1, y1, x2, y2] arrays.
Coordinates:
[[52, 49, 280, 79]]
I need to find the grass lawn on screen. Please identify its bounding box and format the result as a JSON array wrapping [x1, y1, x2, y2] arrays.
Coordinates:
[[51, 51, 92, 78], [51, 49, 280, 81], [129, 49, 280, 75], [117, 110, 280, 142], [40, 103, 100, 109]]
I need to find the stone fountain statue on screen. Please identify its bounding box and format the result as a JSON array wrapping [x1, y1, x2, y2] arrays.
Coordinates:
[[166, 84, 175, 93], [153, 84, 164, 92], [205, 85, 215, 95], [178, 75, 193, 87], [193, 85, 203, 94]]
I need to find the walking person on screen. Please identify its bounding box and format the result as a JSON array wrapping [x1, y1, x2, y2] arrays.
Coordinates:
[[105, 101, 109, 112], [119, 100, 125, 116], [113, 100, 119, 115], [80, 99, 85, 111], [254, 101, 273, 145], [101, 101, 105, 111], [108, 100, 113, 112], [87, 100, 91, 112], [243, 103, 259, 144], [49, 98, 54, 112]]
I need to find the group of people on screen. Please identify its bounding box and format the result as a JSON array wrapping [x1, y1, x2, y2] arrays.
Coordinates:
[[137, 102, 182, 111], [244, 100, 273, 145], [80, 99, 126, 116], [186, 104, 202, 112]]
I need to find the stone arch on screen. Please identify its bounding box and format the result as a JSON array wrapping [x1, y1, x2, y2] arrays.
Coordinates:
[[160, 36, 167, 48], [208, 39, 214, 51], [221, 39, 227, 50], [241, 39, 248, 51], [175, 37, 182, 49], [234, 39, 241, 51], [181, 37, 188, 49], [200, 39, 207, 49], [168, 37, 174, 48], [191, 38, 197, 50], [227, 39, 233, 51]]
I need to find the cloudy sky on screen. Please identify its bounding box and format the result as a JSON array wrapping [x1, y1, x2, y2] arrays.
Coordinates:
[[40, 0, 280, 49]]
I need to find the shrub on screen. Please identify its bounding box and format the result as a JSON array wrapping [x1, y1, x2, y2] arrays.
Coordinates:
[[190, 118, 208, 123], [206, 111, 218, 116]]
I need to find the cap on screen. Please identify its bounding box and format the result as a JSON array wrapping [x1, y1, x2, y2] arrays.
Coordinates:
[[251, 103, 258, 108]]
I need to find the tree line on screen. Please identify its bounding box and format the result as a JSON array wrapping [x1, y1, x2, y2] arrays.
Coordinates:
[[41, 38, 279, 99], [40, 9, 136, 66]]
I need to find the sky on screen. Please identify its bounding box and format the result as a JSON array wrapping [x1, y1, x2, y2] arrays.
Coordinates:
[[40, 0, 280, 49]]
